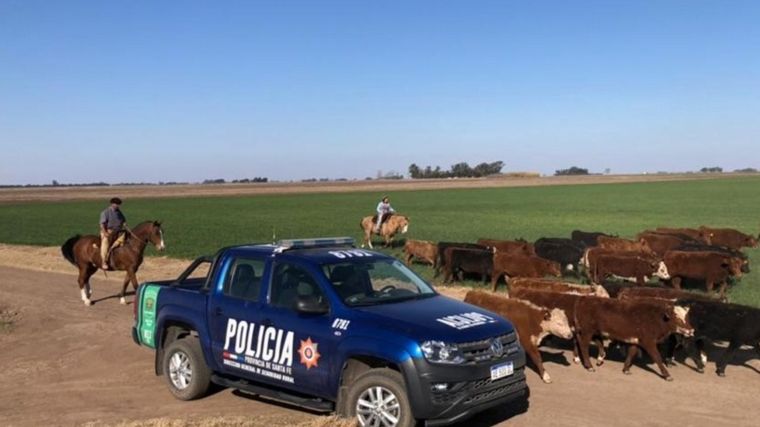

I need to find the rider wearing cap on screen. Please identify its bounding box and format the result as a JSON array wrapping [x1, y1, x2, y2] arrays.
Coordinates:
[[99, 197, 127, 269]]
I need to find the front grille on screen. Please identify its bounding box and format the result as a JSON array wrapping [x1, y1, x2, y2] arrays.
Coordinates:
[[458, 332, 518, 364], [464, 377, 525, 405], [430, 369, 525, 407]]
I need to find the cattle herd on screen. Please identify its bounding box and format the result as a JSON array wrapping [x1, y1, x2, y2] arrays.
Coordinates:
[[402, 226, 760, 383]]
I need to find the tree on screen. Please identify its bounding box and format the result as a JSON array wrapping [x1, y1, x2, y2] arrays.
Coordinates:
[[699, 166, 723, 173], [408, 163, 421, 179], [554, 167, 589, 176]]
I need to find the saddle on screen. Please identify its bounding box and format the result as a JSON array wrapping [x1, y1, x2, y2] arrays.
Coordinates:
[[371, 212, 394, 224]]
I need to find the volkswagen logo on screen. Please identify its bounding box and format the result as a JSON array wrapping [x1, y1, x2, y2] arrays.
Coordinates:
[[490, 338, 504, 357]]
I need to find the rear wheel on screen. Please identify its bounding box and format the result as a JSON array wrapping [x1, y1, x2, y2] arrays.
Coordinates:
[[162, 337, 211, 400], [344, 368, 415, 427]]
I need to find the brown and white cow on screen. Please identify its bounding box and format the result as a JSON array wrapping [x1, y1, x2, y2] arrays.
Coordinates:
[[592, 252, 670, 286], [491, 253, 561, 291], [403, 239, 438, 266], [663, 251, 744, 299], [698, 226, 759, 250], [465, 290, 573, 383], [573, 297, 693, 381], [508, 277, 609, 298], [477, 238, 536, 256], [617, 286, 719, 303], [637, 232, 694, 257], [582, 247, 658, 275], [653, 227, 706, 243], [509, 288, 607, 366]]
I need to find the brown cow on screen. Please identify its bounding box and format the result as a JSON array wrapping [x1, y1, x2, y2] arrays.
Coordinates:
[[653, 227, 706, 243], [574, 297, 693, 380], [477, 238, 536, 256], [582, 247, 658, 275], [617, 286, 719, 303], [508, 277, 609, 298], [403, 239, 437, 266], [663, 251, 744, 298], [592, 253, 670, 286], [509, 288, 607, 366], [491, 253, 561, 291], [637, 232, 693, 257], [465, 290, 573, 383], [698, 226, 759, 250], [597, 236, 653, 253]]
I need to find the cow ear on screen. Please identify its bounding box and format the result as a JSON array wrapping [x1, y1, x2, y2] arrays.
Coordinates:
[[662, 313, 671, 322], [544, 310, 552, 321]]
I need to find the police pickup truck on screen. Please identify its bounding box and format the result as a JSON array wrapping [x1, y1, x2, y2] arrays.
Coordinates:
[[132, 237, 528, 427]]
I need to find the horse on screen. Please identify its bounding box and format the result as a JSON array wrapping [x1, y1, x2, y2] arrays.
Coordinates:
[[61, 221, 165, 306], [359, 214, 409, 249]]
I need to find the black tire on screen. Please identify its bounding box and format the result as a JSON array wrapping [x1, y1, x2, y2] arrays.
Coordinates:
[[344, 368, 415, 427], [162, 337, 211, 400]]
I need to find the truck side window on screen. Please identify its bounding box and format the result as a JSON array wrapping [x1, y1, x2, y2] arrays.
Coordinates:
[[270, 263, 326, 310], [223, 258, 265, 301]]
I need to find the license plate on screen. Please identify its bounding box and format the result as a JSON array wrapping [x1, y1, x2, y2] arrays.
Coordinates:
[[490, 361, 513, 380]]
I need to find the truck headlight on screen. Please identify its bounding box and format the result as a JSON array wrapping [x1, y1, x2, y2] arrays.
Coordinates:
[[420, 340, 465, 364]]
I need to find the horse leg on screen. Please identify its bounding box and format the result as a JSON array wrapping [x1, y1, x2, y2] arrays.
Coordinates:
[[78, 265, 95, 306], [120, 270, 134, 305]]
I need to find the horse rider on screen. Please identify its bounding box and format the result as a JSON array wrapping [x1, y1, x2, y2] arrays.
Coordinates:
[[374, 195, 395, 232], [99, 197, 127, 270]]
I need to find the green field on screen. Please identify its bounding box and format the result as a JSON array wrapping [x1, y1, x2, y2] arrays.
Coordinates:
[[1, 176, 759, 305]]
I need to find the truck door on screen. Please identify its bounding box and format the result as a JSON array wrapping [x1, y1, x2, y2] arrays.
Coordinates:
[[258, 261, 338, 398], [208, 255, 269, 379]]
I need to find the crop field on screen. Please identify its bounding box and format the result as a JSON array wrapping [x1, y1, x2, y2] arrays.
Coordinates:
[[1, 175, 759, 306]]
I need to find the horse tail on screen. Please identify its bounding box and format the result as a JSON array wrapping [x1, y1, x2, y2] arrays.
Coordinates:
[[61, 235, 80, 265]]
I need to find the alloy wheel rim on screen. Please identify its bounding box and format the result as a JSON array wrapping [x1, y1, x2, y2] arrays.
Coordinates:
[[169, 351, 192, 390], [356, 385, 401, 427]]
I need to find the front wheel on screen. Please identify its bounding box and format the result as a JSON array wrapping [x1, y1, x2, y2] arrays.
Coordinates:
[[162, 337, 211, 400], [344, 368, 415, 427]]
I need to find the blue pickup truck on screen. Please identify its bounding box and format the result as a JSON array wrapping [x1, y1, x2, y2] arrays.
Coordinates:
[[132, 237, 528, 427]]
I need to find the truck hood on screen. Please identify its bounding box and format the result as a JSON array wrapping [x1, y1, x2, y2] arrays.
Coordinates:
[[352, 295, 514, 343]]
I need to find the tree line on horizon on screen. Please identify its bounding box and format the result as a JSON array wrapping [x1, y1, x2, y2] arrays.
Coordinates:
[[408, 161, 505, 179]]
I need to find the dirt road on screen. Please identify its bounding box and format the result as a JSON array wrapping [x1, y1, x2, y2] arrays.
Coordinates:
[[1, 173, 749, 203], [1, 252, 759, 426]]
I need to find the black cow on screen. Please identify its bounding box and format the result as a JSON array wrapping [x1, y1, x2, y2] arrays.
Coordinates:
[[571, 230, 613, 247], [434, 242, 489, 277], [534, 237, 586, 275], [443, 247, 493, 284], [668, 299, 760, 377]]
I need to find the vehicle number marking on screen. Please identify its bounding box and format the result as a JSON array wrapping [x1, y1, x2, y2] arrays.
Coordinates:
[[490, 361, 514, 381]]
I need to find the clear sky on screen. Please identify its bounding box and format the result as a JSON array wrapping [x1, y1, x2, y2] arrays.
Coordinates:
[[1, 0, 759, 184]]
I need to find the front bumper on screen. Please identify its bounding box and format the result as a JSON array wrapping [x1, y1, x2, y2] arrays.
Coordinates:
[[402, 346, 528, 426]]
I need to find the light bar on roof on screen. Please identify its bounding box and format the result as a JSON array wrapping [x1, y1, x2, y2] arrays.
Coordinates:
[[275, 237, 355, 252]]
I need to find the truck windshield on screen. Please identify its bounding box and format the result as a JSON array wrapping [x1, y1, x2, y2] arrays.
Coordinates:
[[323, 259, 436, 306]]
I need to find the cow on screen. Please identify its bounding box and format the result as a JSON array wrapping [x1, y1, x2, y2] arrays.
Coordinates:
[[592, 252, 670, 286], [508, 277, 609, 297], [571, 230, 613, 247], [636, 232, 694, 257], [534, 238, 586, 274], [675, 242, 750, 273], [464, 290, 573, 383], [673, 299, 760, 377], [654, 227, 707, 243], [597, 236, 654, 253], [491, 253, 561, 291], [434, 242, 490, 277], [477, 238, 535, 256], [443, 247, 493, 284], [698, 226, 759, 250], [663, 251, 744, 299], [509, 288, 607, 366], [617, 286, 718, 303], [573, 297, 693, 380], [403, 239, 438, 266], [582, 247, 658, 275]]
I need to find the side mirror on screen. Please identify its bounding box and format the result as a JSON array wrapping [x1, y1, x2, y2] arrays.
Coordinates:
[[296, 296, 329, 315]]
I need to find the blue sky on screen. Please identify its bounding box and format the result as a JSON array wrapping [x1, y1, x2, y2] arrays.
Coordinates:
[[1, 1, 759, 184]]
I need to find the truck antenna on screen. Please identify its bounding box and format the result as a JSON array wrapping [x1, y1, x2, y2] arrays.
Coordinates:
[[272, 226, 276, 244]]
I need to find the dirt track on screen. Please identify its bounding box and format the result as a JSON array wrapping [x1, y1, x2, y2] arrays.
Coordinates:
[[1, 248, 759, 426], [0, 173, 750, 203]]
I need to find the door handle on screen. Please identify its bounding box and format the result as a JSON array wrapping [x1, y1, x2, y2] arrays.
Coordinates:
[[214, 307, 223, 316]]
